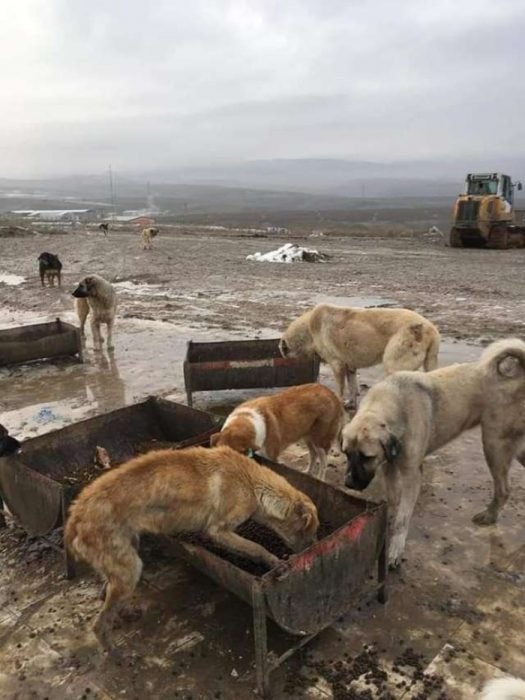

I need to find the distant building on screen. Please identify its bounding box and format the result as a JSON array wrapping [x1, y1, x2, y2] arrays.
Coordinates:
[[11, 209, 95, 222], [106, 215, 156, 227]]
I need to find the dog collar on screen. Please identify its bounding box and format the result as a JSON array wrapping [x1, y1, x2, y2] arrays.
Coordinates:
[[246, 449, 256, 459]]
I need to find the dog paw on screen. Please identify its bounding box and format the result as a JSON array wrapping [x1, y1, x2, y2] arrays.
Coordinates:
[[388, 557, 402, 570], [472, 510, 497, 526]]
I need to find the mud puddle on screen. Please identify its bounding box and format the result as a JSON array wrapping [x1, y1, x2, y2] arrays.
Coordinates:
[[0, 309, 279, 439]]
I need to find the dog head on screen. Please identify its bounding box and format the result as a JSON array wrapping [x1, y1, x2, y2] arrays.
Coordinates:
[[341, 414, 401, 490], [256, 486, 319, 553], [279, 315, 315, 360], [72, 276, 96, 298], [38, 252, 60, 267], [209, 428, 253, 455]]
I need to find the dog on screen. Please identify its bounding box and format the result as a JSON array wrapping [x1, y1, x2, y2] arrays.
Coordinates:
[[38, 252, 62, 287], [210, 384, 344, 479], [141, 227, 159, 250], [279, 304, 441, 407], [99, 223, 109, 236], [0, 424, 21, 457], [341, 338, 525, 567], [65, 445, 319, 656], [481, 677, 525, 699], [72, 274, 117, 350]]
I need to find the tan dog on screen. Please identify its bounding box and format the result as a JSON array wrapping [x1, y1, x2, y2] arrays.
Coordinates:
[[211, 384, 344, 479], [141, 227, 159, 250], [72, 274, 117, 350], [280, 304, 441, 407], [65, 445, 319, 656], [341, 339, 525, 568]]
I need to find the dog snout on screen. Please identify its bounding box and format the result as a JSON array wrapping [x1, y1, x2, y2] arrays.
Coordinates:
[[344, 451, 373, 490], [72, 283, 88, 298]]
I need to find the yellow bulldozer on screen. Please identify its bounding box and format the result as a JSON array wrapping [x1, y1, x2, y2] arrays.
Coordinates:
[[449, 172, 525, 248]]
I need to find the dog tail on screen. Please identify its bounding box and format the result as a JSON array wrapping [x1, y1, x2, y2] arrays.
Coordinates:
[[480, 677, 525, 700], [479, 338, 525, 379], [423, 328, 441, 372]]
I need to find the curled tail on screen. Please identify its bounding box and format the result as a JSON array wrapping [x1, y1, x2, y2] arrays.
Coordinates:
[[479, 338, 525, 380]]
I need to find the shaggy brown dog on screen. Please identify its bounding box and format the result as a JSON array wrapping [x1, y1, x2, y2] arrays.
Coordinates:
[[210, 384, 344, 479], [341, 338, 525, 568], [65, 445, 319, 656], [280, 303, 441, 407]]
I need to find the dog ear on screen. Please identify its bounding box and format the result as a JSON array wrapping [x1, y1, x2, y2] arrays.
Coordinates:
[[278, 338, 288, 358], [256, 488, 288, 520], [209, 432, 220, 447], [383, 434, 402, 462], [409, 323, 424, 342], [497, 355, 524, 378]]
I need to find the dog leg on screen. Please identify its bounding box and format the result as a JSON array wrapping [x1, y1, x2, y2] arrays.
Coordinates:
[[315, 447, 328, 480], [209, 529, 280, 569], [345, 368, 358, 409], [106, 319, 115, 351], [93, 549, 143, 658], [76, 298, 89, 337], [58, 271, 62, 288], [91, 319, 103, 350], [306, 440, 318, 475], [384, 467, 422, 568], [473, 432, 515, 525], [330, 361, 347, 401]]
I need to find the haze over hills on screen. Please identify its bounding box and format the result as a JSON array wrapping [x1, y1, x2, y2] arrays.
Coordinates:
[[1, 158, 525, 218]]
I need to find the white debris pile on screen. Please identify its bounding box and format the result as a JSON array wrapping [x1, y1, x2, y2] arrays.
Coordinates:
[[246, 243, 328, 263]]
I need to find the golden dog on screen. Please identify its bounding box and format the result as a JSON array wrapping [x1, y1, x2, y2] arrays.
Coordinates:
[[210, 383, 344, 479], [341, 339, 525, 567], [65, 445, 319, 656], [280, 303, 440, 407]]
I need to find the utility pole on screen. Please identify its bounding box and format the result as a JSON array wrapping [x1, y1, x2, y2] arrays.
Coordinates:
[[108, 165, 116, 219]]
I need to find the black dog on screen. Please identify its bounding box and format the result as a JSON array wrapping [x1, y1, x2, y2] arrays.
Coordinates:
[[99, 223, 109, 235], [0, 424, 21, 457], [38, 252, 62, 287]]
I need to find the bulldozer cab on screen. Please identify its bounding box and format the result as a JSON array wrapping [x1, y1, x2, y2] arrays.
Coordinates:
[[465, 173, 514, 205]]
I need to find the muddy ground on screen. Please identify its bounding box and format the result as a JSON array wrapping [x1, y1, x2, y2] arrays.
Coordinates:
[[0, 227, 524, 700]]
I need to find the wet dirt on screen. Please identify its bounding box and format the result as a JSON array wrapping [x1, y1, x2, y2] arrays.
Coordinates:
[[1, 229, 525, 698]]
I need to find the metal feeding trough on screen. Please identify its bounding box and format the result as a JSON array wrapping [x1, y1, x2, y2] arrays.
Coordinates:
[[0, 318, 83, 366], [165, 458, 388, 698], [0, 397, 222, 577], [183, 338, 320, 406]]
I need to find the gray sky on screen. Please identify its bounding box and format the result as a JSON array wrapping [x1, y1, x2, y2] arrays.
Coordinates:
[[1, 0, 524, 177]]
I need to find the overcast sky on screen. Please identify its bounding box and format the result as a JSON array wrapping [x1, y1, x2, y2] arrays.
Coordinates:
[[1, 0, 524, 177]]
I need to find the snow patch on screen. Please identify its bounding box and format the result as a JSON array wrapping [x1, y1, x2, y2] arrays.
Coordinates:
[[0, 273, 25, 286], [247, 243, 327, 263]]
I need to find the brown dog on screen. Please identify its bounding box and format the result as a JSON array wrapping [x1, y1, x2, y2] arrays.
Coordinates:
[[211, 384, 344, 479], [65, 445, 319, 656]]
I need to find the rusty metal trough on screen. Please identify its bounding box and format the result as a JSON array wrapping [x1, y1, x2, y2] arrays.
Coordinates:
[[0, 318, 83, 366], [166, 458, 388, 697], [183, 338, 320, 406], [0, 399, 386, 697], [0, 397, 222, 576]]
